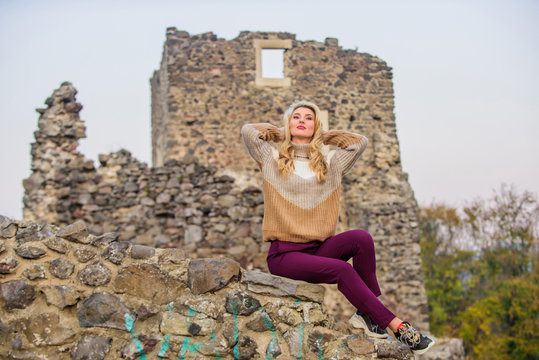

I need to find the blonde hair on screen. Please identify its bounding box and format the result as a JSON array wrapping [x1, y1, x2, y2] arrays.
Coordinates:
[[277, 100, 328, 183]]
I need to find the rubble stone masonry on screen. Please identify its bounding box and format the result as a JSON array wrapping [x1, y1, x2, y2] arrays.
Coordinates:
[[0, 216, 465, 359], [22, 30, 430, 343], [150, 29, 428, 329]]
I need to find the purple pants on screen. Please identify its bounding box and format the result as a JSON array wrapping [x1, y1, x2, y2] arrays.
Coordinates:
[[266, 229, 396, 329]]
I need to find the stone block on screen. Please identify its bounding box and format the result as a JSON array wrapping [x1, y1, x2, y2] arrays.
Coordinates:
[[0, 279, 35, 309], [159, 311, 215, 336], [71, 335, 112, 360], [22, 263, 46, 280], [278, 307, 302, 326], [101, 241, 129, 265], [376, 338, 414, 359], [246, 311, 275, 332], [345, 334, 376, 355], [56, 220, 90, 243], [15, 223, 54, 244], [130, 245, 155, 259], [184, 224, 203, 243], [308, 326, 339, 355], [21, 313, 75, 346], [265, 337, 282, 358], [91, 232, 119, 245], [135, 304, 160, 321], [0, 315, 13, 346], [0, 215, 18, 238], [49, 258, 75, 279], [74, 245, 97, 263], [14, 244, 46, 259], [243, 270, 325, 303], [236, 336, 258, 360], [78, 292, 135, 331], [157, 248, 187, 264], [114, 263, 182, 304], [0, 253, 18, 274], [44, 237, 69, 253], [188, 258, 240, 295], [78, 260, 111, 286], [284, 329, 303, 358], [41, 285, 81, 309], [225, 290, 260, 316]]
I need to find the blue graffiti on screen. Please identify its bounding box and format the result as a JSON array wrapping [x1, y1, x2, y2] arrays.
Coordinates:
[[124, 313, 147, 360], [210, 332, 223, 360], [157, 335, 170, 357], [232, 305, 240, 359], [178, 336, 201, 360], [317, 335, 324, 360], [261, 310, 279, 360], [154, 298, 310, 359], [295, 299, 304, 360], [157, 302, 175, 357]]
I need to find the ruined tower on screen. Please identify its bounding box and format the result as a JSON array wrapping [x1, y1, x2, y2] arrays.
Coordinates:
[[151, 29, 429, 328]]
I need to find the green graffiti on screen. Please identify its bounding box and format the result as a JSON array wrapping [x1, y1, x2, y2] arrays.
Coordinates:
[[297, 323, 305, 360], [210, 333, 223, 360], [158, 302, 174, 357], [124, 313, 147, 360], [233, 312, 240, 359], [262, 310, 279, 360], [178, 336, 201, 360], [295, 298, 304, 360], [317, 335, 324, 360], [187, 306, 197, 318], [157, 335, 170, 357]]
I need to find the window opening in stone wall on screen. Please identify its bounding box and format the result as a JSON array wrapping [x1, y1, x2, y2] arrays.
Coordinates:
[[254, 39, 291, 87], [261, 49, 285, 79]]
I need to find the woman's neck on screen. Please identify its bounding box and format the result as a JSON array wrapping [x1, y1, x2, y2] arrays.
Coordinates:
[[291, 136, 311, 144]]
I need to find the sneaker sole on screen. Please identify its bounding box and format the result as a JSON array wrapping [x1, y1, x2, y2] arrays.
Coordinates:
[[349, 315, 388, 339], [412, 340, 436, 355]]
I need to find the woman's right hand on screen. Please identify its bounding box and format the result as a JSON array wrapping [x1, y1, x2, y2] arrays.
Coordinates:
[[257, 124, 284, 143]]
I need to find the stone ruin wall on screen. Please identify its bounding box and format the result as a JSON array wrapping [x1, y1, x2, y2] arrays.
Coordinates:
[[21, 29, 429, 333], [2, 215, 437, 359], [150, 30, 428, 328], [23, 82, 268, 271]]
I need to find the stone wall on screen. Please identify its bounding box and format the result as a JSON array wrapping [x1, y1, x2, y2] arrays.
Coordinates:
[[23, 82, 268, 270], [0, 215, 430, 359], [23, 81, 428, 329], [151, 29, 428, 329], [24, 29, 430, 332]]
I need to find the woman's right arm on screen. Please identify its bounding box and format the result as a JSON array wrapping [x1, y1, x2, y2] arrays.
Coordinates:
[[241, 123, 283, 164]]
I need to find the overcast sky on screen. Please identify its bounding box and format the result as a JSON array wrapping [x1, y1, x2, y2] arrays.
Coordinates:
[[1, 0, 538, 219]]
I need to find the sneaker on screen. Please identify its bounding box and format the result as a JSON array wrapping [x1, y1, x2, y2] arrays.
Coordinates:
[[349, 311, 388, 338], [394, 321, 435, 355]]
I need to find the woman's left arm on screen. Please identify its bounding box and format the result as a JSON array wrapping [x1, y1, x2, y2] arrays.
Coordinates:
[[322, 130, 368, 174]]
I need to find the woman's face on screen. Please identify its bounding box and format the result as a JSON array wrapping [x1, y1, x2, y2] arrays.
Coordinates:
[[289, 106, 316, 144]]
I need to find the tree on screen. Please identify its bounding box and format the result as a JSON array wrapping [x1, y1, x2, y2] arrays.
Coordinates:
[[459, 271, 539, 360], [419, 204, 476, 336], [419, 185, 539, 358]]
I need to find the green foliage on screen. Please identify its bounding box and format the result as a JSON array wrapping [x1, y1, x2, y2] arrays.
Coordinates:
[[419, 185, 539, 359], [419, 205, 477, 336], [459, 271, 539, 359]]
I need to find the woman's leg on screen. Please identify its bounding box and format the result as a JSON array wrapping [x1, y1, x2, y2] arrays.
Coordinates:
[[267, 248, 396, 329], [314, 229, 382, 296]]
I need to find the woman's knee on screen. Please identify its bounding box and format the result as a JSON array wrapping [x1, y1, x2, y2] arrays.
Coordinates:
[[335, 261, 359, 281], [351, 229, 375, 252]]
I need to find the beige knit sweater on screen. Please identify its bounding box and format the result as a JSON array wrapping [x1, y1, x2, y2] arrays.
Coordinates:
[[241, 123, 368, 243]]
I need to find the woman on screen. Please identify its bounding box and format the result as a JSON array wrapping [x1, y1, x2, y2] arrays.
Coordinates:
[[241, 100, 434, 355]]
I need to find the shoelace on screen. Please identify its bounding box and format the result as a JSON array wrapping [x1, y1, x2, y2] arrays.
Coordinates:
[[371, 323, 384, 334], [398, 325, 421, 346]]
